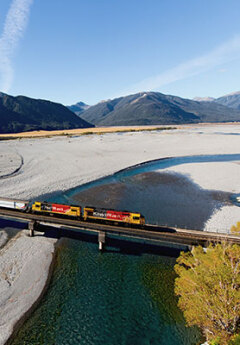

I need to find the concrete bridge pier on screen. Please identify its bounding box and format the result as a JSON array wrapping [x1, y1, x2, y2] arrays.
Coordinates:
[[28, 220, 37, 237], [98, 231, 106, 251]]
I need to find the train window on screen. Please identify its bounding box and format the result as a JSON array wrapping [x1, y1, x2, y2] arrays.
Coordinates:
[[42, 204, 52, 211], [133, 216, 140, 220]]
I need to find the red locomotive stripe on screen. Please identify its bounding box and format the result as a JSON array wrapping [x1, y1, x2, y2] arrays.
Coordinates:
[[52, 204, 72, 213], [106, 210, 130, 221]]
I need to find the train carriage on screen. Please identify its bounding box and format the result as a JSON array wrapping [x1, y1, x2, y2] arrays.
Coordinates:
[[0, 197, 29, 211], [83, 206, 145, 226]]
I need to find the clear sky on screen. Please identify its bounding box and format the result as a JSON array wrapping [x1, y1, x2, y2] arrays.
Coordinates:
[[0, 0, 240, 105]]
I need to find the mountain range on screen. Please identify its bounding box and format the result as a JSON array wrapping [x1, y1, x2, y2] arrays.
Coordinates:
[[70, 91, 240, 126], [194, 91, 240, 110], [1, 90, 240, 134], [213, 92, 240, 110], [0, 93, 93, 133]]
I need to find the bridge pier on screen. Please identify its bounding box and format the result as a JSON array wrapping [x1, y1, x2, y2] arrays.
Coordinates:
[[28, 220, 36, 237], [98, 231, 106, 251]]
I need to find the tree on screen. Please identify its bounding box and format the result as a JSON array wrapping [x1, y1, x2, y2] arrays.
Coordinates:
[[231, 222, 240, 235], [174, 243, 240, 345]]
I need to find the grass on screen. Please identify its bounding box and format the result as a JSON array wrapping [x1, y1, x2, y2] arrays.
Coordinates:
[[0, 126, 176, 140]]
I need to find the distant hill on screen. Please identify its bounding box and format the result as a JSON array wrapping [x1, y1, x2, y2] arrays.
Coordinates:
[[76, 92, 240, 126], [193, 91, 240, 110], [67, 101, 90, 116], [214, 92, 240, 110], [0, 93, 93, 133], [193, 97, 215, 102]]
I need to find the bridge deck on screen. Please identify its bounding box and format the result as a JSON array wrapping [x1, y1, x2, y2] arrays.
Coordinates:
[[0, 209, 239, 247]]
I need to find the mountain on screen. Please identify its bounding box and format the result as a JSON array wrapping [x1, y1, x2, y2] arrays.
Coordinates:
[[78, 92, 240, 126], [214, 92, 240, 110], [193, 97, 215, 102], [193, 91, 240, 110], [67, 101, 90, 116], [0, 93, 93, 134]]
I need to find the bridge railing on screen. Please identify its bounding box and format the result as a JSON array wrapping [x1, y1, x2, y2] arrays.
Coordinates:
[[156, 223, 234, 235]]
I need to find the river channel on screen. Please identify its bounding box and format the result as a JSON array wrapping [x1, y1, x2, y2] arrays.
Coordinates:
[[11, 154, 240, 345]]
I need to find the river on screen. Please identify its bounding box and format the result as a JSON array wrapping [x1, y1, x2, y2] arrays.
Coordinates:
[[11, 153, 240, 345]]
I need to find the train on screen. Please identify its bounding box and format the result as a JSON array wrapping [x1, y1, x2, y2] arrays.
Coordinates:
[[0, 197, 145, 227]]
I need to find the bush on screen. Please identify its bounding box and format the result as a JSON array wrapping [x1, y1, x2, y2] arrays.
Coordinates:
[[174, 243, 240, 344], [229, 334, 240, 345]]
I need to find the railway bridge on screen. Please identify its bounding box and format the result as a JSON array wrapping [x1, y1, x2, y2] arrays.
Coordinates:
[[0, 208, 239, 251]]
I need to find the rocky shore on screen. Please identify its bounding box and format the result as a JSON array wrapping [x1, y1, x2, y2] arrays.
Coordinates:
[[0, 231, 57, 345]]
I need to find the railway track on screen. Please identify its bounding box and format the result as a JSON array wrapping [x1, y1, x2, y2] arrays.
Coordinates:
[[0, 208, 240, 247]]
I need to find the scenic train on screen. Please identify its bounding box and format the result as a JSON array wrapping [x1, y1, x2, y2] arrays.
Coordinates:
[[0, 197, 146, 226]]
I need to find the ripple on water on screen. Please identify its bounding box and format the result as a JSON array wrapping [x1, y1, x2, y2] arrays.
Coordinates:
[[11, 239, 202, 345]]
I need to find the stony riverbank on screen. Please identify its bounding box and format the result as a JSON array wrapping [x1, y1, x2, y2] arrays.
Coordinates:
[[0, 231, 57, 345]]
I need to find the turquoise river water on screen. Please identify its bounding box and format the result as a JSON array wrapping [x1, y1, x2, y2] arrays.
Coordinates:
[[11, 239, 202, 345]]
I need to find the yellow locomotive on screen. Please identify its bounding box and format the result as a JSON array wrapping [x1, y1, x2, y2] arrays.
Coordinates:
[[83, 207, 145, 226], [30, 201, 145, 226], [32, 201, 81, 217]]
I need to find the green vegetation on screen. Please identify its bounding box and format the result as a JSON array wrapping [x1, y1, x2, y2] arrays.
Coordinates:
[[174, 243, 240, 345], [231, 222, 240, 235], [209, 334, 240, 345], [114, 126, 176, 133], [79, 127, 175, 136]]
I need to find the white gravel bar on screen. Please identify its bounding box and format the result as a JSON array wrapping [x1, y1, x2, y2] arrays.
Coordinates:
[[0, 125, 240, 200], [0, 123, 240, 344], [0, 231, 57, 345]]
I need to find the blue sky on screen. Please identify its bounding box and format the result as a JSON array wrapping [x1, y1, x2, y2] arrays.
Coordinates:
[[0, 0, 240, 105]]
